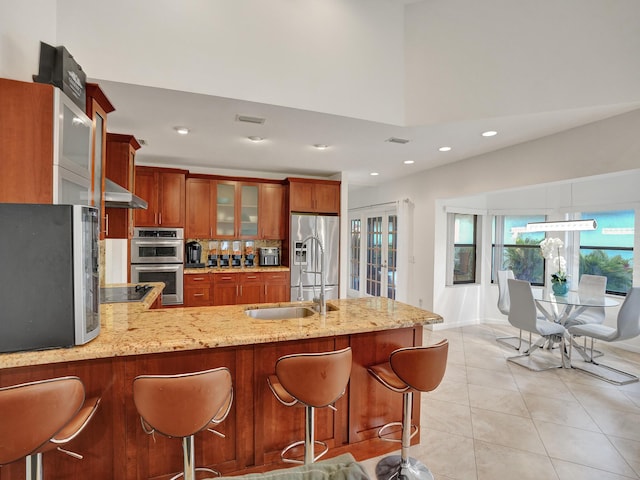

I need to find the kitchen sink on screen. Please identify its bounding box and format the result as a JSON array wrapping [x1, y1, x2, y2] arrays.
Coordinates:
[[245, 306, 317, 320]]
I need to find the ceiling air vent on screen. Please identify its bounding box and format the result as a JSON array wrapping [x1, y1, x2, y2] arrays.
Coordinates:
[[386, 137, 410, 144], [236, 115, 266, 125]]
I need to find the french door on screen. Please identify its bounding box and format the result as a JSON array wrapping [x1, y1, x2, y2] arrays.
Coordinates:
[[349, 209, 397, 299]]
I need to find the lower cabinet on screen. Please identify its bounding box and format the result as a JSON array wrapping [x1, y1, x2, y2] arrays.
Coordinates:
[[184, 273, 213, 307], [186, 271, 290, 307]]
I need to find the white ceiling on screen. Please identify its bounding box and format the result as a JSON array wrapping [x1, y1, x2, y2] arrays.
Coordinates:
[[96, 79, 640, 187]]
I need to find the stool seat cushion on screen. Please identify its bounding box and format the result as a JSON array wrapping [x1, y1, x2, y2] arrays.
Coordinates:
[[367, 363, 410, 393]]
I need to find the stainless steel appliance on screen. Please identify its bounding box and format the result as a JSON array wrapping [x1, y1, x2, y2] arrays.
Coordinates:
[[0, 204, 100, 353], [131, 228, 184, 305], [259, 247, 280, 266], [185, 241, 203, 267], [290, 214, 339, 301], [100, 284, 153, 304]]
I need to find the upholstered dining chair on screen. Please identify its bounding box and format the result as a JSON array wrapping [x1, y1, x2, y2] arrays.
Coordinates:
[[564, 274, 608, 327], [496, 270, 523, 349], [506, 279, 567, 371], [568, 287, 640, 385]]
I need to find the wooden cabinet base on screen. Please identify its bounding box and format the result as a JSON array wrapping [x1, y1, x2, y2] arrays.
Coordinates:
[[0, 327, 421, 480]]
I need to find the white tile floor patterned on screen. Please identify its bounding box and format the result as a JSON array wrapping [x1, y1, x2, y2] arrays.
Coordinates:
[[358, 323, 640, 480]]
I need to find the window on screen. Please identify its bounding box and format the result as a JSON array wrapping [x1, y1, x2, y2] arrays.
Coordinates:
[[492, 215, 546, 285], [579, 210, 634, 295], [452, 214, 477, 284]]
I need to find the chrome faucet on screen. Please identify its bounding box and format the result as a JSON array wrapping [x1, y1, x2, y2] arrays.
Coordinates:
[[298, 235, 326, 315]]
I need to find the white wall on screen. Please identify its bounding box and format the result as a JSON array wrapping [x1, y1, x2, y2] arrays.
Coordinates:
[[0, 0, 56, 80], [404, 0, 640, 125], [349, 108, 640, 338], [55, 0, 405, 125]]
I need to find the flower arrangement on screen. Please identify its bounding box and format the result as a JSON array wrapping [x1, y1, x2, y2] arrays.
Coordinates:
[[539, 237, 567, 284]]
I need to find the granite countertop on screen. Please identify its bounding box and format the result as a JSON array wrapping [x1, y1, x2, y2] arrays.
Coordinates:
[[0, 283, 442, 369], [184, 266, 290, 274]]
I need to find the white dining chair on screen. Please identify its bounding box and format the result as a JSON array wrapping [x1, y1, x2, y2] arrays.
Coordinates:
[[567, 287, 640, 385], [564, 274, 607, 327], [506, 279, 567, 371], [496, 270, 523, 349]]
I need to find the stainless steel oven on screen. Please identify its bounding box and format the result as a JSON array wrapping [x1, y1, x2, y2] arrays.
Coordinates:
[[131, 227, 184, 264], [131, 228, 184, 305]]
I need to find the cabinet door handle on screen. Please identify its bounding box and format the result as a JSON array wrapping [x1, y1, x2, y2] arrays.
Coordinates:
[[192, 277, 205, 281], [154, 212, 158, 224], [159, 212, 162, 225], [246, 275, 257, 280], [105, 214, 109, 236], [194, 293, 204, 297], [236, 285, 239, 296], [240, 285, 243, 296]]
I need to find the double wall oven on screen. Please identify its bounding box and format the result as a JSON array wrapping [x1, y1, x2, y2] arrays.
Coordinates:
[[131, 227, 184, 305]]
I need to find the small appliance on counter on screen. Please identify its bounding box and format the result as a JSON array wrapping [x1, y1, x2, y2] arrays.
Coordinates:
[[219, 241, 230, 268], [244, 241, 255, 267], [207, 240, 218, 267], [185, 241, 204, 268], [231, 241, 242, 268], [259, 247, 280, 266]]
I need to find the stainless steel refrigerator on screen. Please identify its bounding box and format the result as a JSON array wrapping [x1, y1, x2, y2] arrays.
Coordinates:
[[290, 214, 340, 301]]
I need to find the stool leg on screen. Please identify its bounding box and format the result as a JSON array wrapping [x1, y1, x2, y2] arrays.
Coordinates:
[[182, 435, 196, 480], [375, 392, 434, 480], [304, 405, 315, 465], [25, 453, 43, 480]]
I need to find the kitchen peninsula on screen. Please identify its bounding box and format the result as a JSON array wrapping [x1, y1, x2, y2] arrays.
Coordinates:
[[0, 285, 442, 480]]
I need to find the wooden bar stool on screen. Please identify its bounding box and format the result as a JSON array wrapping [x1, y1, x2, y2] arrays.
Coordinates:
[[368, 340, 448, 480], [0, 376, 100, 480], [133, 367, 233, 480], [267, 347, 352, 465]]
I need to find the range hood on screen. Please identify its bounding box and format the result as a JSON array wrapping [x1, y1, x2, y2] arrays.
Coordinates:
[[104, 178, 148, 209]]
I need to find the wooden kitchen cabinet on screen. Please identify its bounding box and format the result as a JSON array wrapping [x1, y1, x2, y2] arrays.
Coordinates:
[[212, 273, 239, 306], [86, 83, 115, 239], [185, 178, 216, 238], [215, 181, 259, 239], [262, 271, 290, 303], [259, 183, 285, 239], [184, 273, 213, 307], [105, 133, 139, 239], [134, 166, 186, 227], [288, 177, 340, 214]]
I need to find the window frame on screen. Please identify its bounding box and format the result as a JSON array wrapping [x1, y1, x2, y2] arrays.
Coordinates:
[[449, 213, 478, 285]]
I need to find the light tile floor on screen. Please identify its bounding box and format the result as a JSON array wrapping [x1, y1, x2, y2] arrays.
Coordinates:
[[359, 323, 640, 480]]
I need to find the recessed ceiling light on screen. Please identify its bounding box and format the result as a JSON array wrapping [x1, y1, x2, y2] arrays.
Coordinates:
[[403, 160, 415, 165], [174, 126, 190, 135], [370, 172, 379, 176], [313, 144, 329, 150], [481, 130, 497, 137], [438, 146, 452, 152], [248, 136, 264, 142]]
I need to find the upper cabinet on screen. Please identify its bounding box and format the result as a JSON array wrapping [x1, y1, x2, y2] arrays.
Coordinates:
[[215, 181, 259, 239], [0, 78, 95, 206], [288, 178, 340, 214], [134, 167, 186, 227], [85, 83, 115, 239], [259, 183, 285, 239], [105, 134, 139, 239], [185, 177, 215, 238]]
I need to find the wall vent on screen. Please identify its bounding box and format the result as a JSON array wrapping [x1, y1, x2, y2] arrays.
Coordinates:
[[138, 139, 148, 146], [236, 115, 266, 124], [386, 137, 410, 144]]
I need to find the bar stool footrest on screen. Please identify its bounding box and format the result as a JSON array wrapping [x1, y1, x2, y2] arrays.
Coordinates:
[[378, 421, 418, 444], [280, 439, 329, 464], [169, 467, 220, 480], [375, 455, 434, 480]]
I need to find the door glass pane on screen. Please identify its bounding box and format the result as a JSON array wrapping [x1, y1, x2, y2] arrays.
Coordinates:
[[216, 183, 235, 236], [387, 215, 397, 300], [240, 185, 258, 236], [350, 219, 361, 291], [366, 216, 382, 296]]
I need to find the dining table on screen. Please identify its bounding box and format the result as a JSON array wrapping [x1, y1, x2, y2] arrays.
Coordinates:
[[533, 289, 620, 363], [533, 290, 620, 325]]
